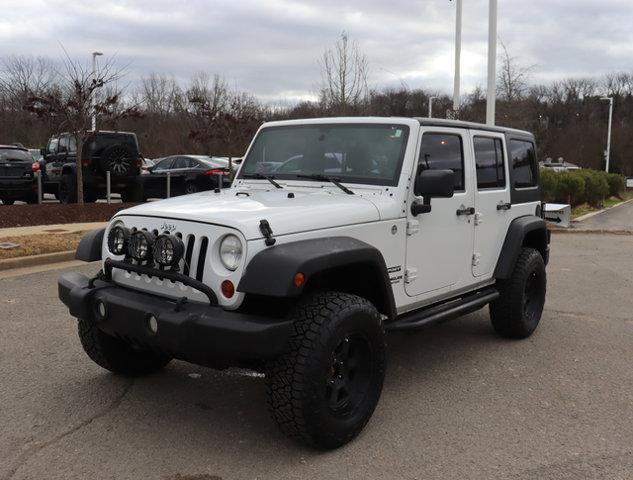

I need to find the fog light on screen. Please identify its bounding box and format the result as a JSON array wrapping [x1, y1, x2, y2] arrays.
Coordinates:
[[147, 315, 158, 334], [95, 300, 107, 320], [221, 280, 235, 298]]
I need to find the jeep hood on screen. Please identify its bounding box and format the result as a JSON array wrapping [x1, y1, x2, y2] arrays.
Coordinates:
[[116, 189, 382, 240]]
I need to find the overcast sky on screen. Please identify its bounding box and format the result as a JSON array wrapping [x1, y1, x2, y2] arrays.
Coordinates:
[[2, 0, 632, 103]]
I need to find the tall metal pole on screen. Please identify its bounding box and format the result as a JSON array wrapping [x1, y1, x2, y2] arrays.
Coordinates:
[[428, 96, 437, 118], [453, 0, 463, 112], [91, 52, 103, 131], [601, 97, 614, 172], [486, 0, 498, 126]]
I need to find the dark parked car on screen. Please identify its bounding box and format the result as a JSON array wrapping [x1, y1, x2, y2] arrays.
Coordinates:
[[142, 155, 232, 198], [42, 131, 144, 203], [0, 145, 42, 205]]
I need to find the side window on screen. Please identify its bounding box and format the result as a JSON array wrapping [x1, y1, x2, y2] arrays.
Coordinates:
[[474, 136, 505, 189], [47, 138, 59, 154], [509, 140, 537, 188], [154, 158, 174, 171], [418, 133, 464, 191], [68, 136, 77, 154], [58, 136, 69, 153], [172, 157, 186, 169], [184, 158, 197, 168]]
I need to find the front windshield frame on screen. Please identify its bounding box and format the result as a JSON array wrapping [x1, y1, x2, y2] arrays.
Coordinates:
[[238, 123, 411, 187]]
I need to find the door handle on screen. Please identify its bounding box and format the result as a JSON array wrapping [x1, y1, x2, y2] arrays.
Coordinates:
[[456, 206, 475, 216], [496, 202, 512, 211]]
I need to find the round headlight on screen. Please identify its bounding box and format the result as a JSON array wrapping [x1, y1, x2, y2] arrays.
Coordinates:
[[129, 230, 155, 262], [107, 225, 130, 256], [219, 234, 242, 271], [153, 234, 184, 267]]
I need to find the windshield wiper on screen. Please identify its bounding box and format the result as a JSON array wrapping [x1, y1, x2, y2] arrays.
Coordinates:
[[296, 174, 355, 195], [241, 172, 283, 189]]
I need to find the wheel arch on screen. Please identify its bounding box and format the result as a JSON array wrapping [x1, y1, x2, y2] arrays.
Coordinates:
[[494, 216, 550, 280], [237, 237, 397, 319]]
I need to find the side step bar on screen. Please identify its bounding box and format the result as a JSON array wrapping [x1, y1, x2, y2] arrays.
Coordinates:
[[385, 287, 499, 332]]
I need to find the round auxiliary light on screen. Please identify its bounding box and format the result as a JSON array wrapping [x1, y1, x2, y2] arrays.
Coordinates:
[[219, 234, 243, 271], [107, 225, 130, 256], [95, 299, 107, 320], [153, 233, 184, 267], [129, 230, 155, 262]]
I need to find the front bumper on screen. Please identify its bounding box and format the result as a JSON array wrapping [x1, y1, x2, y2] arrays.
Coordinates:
[[58, 272, 293, 365]]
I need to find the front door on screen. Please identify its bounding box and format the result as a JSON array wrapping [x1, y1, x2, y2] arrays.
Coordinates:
[[405, 128, 475, 298], [470, 131, 512, 277]]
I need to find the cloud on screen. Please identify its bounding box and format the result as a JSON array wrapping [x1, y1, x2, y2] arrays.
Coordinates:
[[1, 0, 631, 102]]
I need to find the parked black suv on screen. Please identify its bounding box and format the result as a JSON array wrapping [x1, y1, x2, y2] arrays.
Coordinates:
[[0, 145, 42, 204], [42, 131, 144, 203]]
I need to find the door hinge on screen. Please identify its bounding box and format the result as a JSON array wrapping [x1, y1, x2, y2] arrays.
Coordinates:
[[404, 267, 418, 283], [474, 212, 484, 226], [472, 253, 481, 266], [406, 220, 419, 236]]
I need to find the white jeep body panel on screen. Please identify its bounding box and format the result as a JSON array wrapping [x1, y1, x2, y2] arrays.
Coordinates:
[[101, 117, 541, 316]]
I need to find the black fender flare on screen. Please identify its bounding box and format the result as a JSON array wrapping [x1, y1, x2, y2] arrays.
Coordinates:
[[494, 216, 549, 279], [237, 237, 397, 319], [75, 228, 105, 262]]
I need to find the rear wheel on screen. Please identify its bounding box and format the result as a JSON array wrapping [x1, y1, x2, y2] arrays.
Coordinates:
[[266, 292, 386, 449], [121, 184, 143, 203], [1, 199, 15, 205], [490, 247, 546, 339], [78, 317, 171, 376], [184, 181, 198, 195], [58, 174, 77, 203]]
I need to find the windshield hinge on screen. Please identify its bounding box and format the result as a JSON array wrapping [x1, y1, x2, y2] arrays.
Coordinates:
[[404, 267, 418, 284], [406, 220, 420, 236], [259, 219, 276, 246]]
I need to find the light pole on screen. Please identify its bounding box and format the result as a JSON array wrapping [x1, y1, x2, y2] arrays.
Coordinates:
[[600, 96, 614, 172], [453, 0, 463, 112], [428, 96, 438, 118], [91, 51, 103, 131], [486, 0, 498, 126]]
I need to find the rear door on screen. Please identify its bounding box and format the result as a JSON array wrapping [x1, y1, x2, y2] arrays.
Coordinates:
[[470, 131, 512, 277]]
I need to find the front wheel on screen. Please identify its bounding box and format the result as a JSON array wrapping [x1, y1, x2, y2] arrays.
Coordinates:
[[78, 317, 171, 376], [266, 292, 386, 449], [490, 247, 546, 339]]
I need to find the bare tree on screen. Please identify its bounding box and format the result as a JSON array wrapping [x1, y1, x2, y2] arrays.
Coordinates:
[[24, 52, 139, 203], [319, 32, 369, 113], [0, 55, 56, 108], [139, 73, 182, 116], [604, 72, 633, 97], [497, 40, 533, 101]]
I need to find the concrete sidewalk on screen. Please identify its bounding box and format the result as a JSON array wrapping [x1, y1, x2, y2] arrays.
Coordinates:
[[0, 222, 107, 238]]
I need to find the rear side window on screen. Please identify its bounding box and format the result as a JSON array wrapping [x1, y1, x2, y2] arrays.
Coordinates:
[[509, 140, 537, 188], [418, 133, 464, 191], [474, 136, 505, 189], [154, 157, 174, 171]]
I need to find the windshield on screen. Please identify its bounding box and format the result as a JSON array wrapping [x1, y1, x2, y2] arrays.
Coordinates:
[[0, 148, 31, 161], [239, 124, 410, 186]]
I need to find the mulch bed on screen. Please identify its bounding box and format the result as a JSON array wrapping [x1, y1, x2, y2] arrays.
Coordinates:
[[0, 203, 140, 228]]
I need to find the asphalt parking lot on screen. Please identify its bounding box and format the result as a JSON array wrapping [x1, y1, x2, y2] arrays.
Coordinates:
[[1, 233, 633, 480]]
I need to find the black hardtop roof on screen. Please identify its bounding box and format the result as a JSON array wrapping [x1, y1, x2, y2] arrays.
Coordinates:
[[53, 130, 137, 137], [414, 118, 533, 137]]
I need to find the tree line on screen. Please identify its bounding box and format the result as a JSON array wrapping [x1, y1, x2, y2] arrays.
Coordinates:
[[1, 36, 632, 176]]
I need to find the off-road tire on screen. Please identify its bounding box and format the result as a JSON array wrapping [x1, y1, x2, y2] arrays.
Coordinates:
[[99, 144, 136, 178], [184, 181, 198, 195], [490, 247, 546, 339], [78, 317, 171, 376], [1, 199, 15, 205], [59, 174, 78, 203], [266, 292, 386, 449]]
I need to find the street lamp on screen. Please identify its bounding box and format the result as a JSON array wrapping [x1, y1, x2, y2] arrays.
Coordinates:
[[486, 0, 498, 126], [91, 51, 103, 131], [428, 96, 438, 118], [600, 96, 614, 173]]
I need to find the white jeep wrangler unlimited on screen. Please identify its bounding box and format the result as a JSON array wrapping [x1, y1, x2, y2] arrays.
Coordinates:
[[59, 117, 549, 449]]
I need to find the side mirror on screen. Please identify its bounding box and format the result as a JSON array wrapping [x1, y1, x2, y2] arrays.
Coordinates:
[[411, 169, 455, 216]]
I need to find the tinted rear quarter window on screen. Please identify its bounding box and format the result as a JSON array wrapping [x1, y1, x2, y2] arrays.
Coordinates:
[[509, 139, 537, 188], [474, 136, 505, 189], [418, 133, 465, 191]]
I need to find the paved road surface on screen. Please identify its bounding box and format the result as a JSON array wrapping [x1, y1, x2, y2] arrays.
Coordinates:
[[575, 199, 633, 232], [1, 234, 633, 480]]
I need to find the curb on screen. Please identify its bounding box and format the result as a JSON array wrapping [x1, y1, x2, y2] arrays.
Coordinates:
[[551, 229, 633, 236], [573, 198, 633, 222], [0, 250, 76, 271]]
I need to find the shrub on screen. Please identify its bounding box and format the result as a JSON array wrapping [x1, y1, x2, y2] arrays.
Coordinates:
[[539, 169, 559, 202], [556, 171, 585, 205], [577, 170, 609, 206], [606, 173, 626, 198]]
